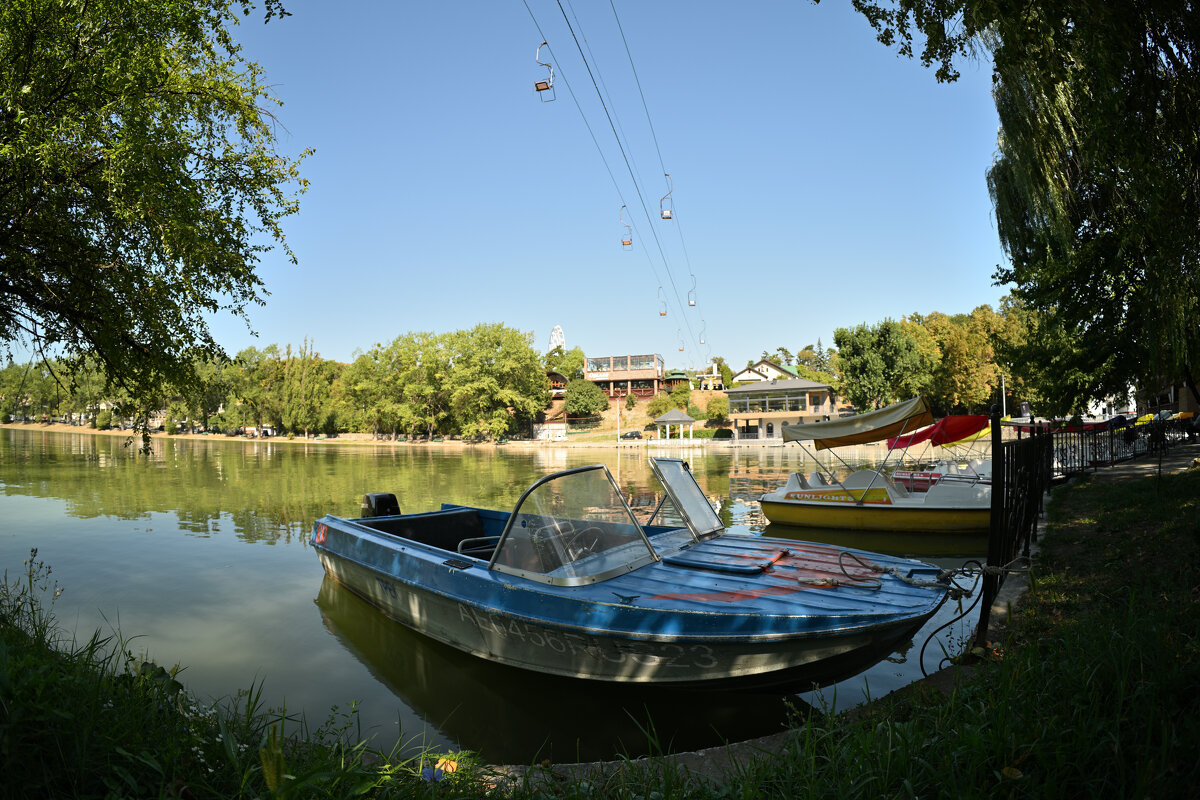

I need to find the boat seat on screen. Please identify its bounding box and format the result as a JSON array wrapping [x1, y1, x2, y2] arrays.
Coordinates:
[[359, 507, 486, 554], [457, 536, 501, 559]]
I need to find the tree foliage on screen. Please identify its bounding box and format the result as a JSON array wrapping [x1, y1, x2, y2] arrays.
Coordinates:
[[796, 340, 836, 376], [669, 381, 691, 410], [563, 378, 608, 418], [543, 346, 586, 381], [908, 308, 998, 413], [705, 395, 729, 422], [446, 324, 548, 440], [842, 0, 1200, 409], [3, 319, 557, 438], [833, 320, 933, 410], [791, 340, 839, 388], [0, 0, 309, 414], [986, 4, 1200, 408], [278, 339, 334, 436], [645, 392, 674, 420]]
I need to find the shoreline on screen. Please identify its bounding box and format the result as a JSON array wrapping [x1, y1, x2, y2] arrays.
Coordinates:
[[0, 420, 706, 448], [3, 421, 900, 454]]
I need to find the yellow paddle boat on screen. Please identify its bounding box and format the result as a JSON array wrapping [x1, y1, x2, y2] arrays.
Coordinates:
[[759, 397, 991, 534]]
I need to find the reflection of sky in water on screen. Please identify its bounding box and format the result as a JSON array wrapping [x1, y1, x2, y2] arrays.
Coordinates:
[[0, 430, 984, 761]]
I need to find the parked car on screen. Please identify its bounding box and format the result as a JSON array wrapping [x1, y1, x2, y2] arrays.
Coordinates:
[[619, 430, 643, 439]]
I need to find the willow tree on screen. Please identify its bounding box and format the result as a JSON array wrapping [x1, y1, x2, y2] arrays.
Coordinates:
[[0, 0, 309, 419], [985, 5, 1200, 410], [840, 0, 1200, 410]]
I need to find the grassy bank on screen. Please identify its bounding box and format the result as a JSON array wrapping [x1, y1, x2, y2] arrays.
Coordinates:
[[3, 467, 1198, 798], [0, 551, 489, 799]]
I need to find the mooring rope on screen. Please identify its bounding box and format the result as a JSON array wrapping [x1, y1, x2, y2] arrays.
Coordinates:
[[914, 557, 1033, 676], [796, 553, 1031, 601], [797, 552, 1034, 677]]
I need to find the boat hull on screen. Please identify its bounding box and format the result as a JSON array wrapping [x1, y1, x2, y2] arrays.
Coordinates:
[[312, 460, 949, 692], [315, 549, 937, 690], [760, 468, 991, 533], [760, 497, 990, 533]]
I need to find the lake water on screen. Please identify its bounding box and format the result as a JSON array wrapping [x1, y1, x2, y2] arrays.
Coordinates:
[[0, 428, 986, 763]]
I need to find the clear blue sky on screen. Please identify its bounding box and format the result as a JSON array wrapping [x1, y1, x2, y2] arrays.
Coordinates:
[[216, 0, 1009, 371]]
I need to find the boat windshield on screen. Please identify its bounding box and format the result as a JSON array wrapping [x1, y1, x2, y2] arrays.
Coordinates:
[[648, 458, 724, 540], [489, 465, 659, 586]]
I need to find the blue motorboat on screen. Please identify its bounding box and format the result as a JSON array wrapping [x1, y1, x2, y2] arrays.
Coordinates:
[[311, 458, 950, 691]]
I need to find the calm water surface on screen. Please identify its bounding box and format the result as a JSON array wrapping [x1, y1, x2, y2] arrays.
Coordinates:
[[0, 428, 985, 763]]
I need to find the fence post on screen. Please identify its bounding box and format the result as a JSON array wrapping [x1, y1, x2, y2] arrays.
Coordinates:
[[975, 405, 1005, 648]]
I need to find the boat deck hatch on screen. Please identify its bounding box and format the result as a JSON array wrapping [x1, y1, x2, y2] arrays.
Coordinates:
[[663, 550, 788, 575]]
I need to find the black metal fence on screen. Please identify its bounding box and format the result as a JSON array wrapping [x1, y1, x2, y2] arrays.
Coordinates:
[[1037, 418, 1193, 478], [975, 412, 1195, 645]]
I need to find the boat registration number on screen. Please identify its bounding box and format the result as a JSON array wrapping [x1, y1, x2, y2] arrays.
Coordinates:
[[458, 604, 719, 668]]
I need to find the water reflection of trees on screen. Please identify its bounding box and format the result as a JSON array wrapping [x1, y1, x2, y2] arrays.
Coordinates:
[[1, 430, 845, 544]]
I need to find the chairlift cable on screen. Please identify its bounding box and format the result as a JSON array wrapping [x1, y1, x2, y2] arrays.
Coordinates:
[[564, 1, 705, 348], [608, 0, 702, 338], [563, 0, 649, 193], [520, 1, 669, 293], [552, 0, 696, 345], [524, 0, 701, 353], [607, 0, 665, 174]]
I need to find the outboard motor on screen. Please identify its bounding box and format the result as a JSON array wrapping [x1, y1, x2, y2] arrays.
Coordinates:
[[361, 493, 400, 518]]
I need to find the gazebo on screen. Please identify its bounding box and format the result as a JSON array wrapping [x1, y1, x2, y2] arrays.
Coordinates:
[[654, 408, 697, 441]]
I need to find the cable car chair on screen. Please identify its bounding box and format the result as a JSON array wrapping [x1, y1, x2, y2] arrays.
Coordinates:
[[677, 330, 685, 352], [620, 205, 632, 249], [660, 173, 673, 220], [534, 42, 555, 101], [658, 286, 667, 317], [699, 320, 707, 345], [687, 273, 697, 306]]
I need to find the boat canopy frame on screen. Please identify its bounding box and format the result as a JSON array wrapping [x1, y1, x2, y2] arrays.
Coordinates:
[[779, 396, 934, 505], [887, 414, 992, 480]]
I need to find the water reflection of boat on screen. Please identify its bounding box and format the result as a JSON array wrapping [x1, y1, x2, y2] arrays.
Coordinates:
[[763, 524, 988, 559], [312, 457, 951, 691], [314, 577, 797, 764]]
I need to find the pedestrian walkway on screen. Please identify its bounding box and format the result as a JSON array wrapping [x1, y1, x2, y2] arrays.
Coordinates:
[[1087, 439, 1200, 482]]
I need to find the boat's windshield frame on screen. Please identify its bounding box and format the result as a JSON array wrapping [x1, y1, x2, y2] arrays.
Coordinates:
[[487, 464, 662, 586], [648, 458, 724, 541]]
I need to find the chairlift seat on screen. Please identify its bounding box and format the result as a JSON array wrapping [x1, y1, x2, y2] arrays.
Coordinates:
[[661, 210, 672, 220], [534, 80, 551, 92]]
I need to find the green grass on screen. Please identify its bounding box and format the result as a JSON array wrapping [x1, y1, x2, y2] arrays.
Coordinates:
[[0, 550, 486, 799], [3, 465, 1199, 798]]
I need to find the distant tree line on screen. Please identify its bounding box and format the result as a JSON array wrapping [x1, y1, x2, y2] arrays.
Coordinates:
[[0, 324, 555, 441], [1, 297, 1158, 435], [753, 297, 1113, 418], [830, 302, 1029, 415]]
